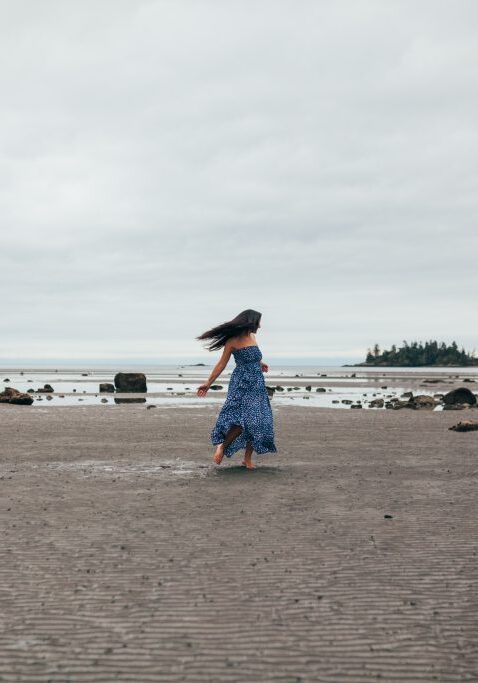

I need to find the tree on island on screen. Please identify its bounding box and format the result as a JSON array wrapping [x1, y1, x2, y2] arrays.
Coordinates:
[[359, 340, 478, 367]]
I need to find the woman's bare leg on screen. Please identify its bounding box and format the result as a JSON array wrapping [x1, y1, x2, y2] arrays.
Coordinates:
[[213, 424, 242, 464], [242, 442, 256, 469]]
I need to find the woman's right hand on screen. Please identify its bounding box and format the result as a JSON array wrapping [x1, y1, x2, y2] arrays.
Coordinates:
[[197, 383, 210, 397]]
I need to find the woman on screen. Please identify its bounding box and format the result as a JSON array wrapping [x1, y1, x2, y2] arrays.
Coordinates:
[[196, 309, 277, 469]]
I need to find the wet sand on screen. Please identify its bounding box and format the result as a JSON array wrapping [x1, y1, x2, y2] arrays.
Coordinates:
[[0, 403, 477, 682]]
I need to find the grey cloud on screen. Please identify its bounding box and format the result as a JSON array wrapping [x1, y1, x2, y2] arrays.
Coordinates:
[[1, 1, 477, 361]]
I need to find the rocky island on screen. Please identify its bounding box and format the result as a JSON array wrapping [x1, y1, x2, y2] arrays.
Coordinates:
[[349, 340, 478, 367]]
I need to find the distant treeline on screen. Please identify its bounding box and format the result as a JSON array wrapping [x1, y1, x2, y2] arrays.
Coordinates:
[[357, 340, 478, 367]]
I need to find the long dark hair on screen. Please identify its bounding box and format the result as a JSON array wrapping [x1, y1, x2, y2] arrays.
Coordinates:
[[196, 309, 262, 351]]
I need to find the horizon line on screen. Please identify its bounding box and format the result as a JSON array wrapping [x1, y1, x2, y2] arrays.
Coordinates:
[[0, 356, 358, 367]]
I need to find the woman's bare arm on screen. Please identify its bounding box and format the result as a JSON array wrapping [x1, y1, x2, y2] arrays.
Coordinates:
[[207, 345, 232, 384], [197, 343, 233, 396]]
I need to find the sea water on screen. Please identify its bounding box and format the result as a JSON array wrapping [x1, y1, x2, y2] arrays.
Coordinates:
[[1, 364, 477, 409]]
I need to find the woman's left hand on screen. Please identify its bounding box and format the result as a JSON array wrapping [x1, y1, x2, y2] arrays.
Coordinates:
[[260, 362, 269, 373]]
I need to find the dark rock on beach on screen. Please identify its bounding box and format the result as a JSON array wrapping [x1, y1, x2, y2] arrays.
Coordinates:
[[388, 399, 411, 410], [408, 395, 436, 410], [0, 387, 34, 405], [386, 395, 436, 410], [37, 384, 54, 393], [10, 394, 34, 405], [443, 387, 477, 406], [114, 373, 147, 393], [449, 420, 478, 431], [99, 383, 115, 393]]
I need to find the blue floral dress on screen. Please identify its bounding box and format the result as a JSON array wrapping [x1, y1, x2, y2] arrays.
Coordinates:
[[211, 345, 277, 457]]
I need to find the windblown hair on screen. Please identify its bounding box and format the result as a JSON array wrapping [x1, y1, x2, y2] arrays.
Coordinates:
[[196, 309, 262, 352]]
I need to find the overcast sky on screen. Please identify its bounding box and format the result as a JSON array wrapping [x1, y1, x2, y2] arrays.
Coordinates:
[[1, 1, 477, 364]]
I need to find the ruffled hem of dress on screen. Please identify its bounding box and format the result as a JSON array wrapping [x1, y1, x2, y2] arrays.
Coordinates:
[[210, 393, 276, 456], [253, 443, 277, 455], [211, 431, 277, 457]]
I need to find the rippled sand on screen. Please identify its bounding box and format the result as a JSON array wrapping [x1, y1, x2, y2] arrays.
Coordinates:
[[0, 404, 477, 681]]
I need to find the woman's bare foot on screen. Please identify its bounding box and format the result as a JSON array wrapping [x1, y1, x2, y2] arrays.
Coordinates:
[[242, 453, 256, 469], [213, 444, 224, 465]]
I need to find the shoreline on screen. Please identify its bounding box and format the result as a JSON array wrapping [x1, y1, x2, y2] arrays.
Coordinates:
[[2, 368, 477, 411]]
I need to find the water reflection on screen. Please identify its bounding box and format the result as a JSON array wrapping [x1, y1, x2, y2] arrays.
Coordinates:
[[114, 397, 146, 404]]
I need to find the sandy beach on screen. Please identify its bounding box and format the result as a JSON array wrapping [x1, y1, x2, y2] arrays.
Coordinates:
[[1, 399, 477, 682]]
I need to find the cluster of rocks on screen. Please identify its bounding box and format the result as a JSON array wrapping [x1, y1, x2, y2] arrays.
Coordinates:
[[100, 373, 147, 394], [98, 373, 148, 404], [265, 383, 477, 411], [265, 385, 289, 397], [366, 387, 477, 411], [266, 385, 329, 398], [1, 372, 150, 407]]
